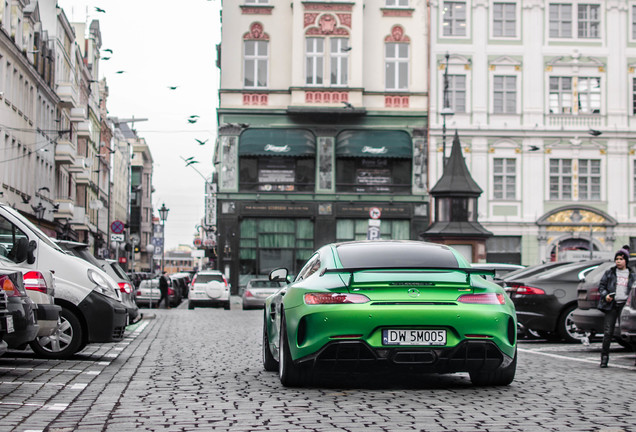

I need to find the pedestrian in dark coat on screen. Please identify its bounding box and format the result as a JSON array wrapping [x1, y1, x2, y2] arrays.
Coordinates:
[[158, 272, 171, 309], [597, 249, 634, 367]]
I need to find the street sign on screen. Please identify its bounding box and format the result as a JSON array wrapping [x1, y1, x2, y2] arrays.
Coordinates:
[[110, 233, 125, 242], [119, 257, 127, 264], [151, 237, 164, 248], [369, 207, 382, 220], [110, 220, 125, 234], [367, 219, 381, 240]]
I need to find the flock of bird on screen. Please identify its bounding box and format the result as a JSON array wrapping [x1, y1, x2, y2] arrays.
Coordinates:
[[91, 6, 212, 170]]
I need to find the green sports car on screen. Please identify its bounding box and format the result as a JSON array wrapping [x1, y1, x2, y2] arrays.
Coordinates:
[[262, 240, 517, 387]]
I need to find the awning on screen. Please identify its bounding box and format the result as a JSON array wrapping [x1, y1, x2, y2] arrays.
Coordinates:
[[239, 128, 316, 157], [336, 130, 412, 158]]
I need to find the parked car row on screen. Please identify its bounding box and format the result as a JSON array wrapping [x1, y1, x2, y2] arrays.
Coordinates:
[[0, 202, 130, 359]]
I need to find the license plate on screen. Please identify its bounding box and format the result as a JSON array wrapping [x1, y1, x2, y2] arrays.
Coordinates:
[[382, 329, 446, 346], [5, 315, 14, 334]]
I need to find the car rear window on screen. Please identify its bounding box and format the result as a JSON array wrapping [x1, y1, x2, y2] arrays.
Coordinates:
[[336, 242, 460, 268], [196, 274, 224, 283]]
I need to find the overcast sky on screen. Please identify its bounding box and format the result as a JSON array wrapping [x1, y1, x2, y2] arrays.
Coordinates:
[[57, 0, 221, 250]]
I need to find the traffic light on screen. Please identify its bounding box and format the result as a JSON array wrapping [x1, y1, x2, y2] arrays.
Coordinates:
[[134, 245, 140, 253]]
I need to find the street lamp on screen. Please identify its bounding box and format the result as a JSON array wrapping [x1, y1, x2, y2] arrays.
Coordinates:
[[158, 203, 170, 274], [441, 52, 454, 166]]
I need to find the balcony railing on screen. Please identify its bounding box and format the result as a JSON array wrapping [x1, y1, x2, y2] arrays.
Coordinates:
[[54, 138, 77, 165], [547, 114, 602, 129], [56, 82, 79, 108]]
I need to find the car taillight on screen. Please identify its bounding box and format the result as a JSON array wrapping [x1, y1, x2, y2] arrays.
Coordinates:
[[457, 293, 506, 305], [588, 287, 600, 301], [136, 290, 141, 296], [245, 290, 254, 298], [509, 284, 546, 295], [23, 271, 48, 294], [191, 275, 197, 286], [118, 282, 132, 294], [1, 275, 20, 297], [222, 276, 229, 288], [304, 293, 370, 305], [168, 288, 175, 295]]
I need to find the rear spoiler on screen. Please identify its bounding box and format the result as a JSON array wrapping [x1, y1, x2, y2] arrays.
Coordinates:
[[320, 267, 495, 284]]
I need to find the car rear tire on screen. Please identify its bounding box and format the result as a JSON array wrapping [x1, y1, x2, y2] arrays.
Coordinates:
[[30, 307, 83, 360], [223, 301, 231, 310], [188, 302, 194, 310], [557, 304, 585, 343], [279, 313, 306, 387], [263, 312, 278, 372], [469, 348, 517, 386]]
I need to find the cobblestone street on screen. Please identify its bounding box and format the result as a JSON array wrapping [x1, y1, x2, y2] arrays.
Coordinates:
[[1, 299, 635, 432]]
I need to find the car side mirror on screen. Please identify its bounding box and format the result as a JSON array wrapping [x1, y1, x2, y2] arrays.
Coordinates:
[[27, 240, 37, 265], [269, 268, 288, 283]]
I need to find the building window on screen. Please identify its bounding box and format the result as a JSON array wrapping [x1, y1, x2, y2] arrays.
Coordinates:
[[486, 236, 521, 265], [578, 159, 601, 200], [493, 2, 516, 37], [330, 38, 349, 86], [245, 0, 268, 3], [306, 37, 349, 87], [633, 5, 636, 40], [549, 76, 600, 114], [385, 43, 408, 90], [336, 219, 410, 241], [386, 0, 409, 6], [493, 75, 516, 114], [549, 159, 572, 200], [448, 74, 466, 113], [442, 1, 467, 36], [577, 4, 600, 38], [633, 78, 636, 115], [493, 158, 516, 200], [306, 38, 324, 86], [239, 157, 315, 193], [549, 3, 572, 38], [244, 40, 268, 88], [336, 158, 411, 194]]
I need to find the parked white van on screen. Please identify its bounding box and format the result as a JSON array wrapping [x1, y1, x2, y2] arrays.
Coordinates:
[[0, 203, 128, 359]]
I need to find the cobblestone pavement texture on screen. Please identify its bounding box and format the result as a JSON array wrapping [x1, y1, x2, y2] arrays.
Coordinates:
[[1, 297, 635, 432]]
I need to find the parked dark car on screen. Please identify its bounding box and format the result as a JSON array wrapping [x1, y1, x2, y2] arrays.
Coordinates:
[[497, 261, 573, 288], [170, 274, 190, 301], [505, 260, 604, 342], [98, 259, 141, 324], [128, 271, 154, 289], [0, 285, 10, 356], [1, 268, 39, 349], [619, 284, 636, 348], [573, 260, 634, 347]]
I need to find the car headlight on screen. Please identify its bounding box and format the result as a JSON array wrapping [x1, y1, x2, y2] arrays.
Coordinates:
[[88, 269, 118, 300]]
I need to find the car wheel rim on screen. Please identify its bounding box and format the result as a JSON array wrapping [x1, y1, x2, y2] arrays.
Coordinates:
[[565, 310, 584, 340], [37, 317, 72, 353]]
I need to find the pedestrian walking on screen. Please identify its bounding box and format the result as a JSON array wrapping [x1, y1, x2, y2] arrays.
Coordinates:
[[597, 248, 634, 367], [158, 272, 171, 309]]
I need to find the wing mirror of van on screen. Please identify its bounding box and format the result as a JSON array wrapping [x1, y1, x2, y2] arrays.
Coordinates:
[[27, 240, 37, 264]]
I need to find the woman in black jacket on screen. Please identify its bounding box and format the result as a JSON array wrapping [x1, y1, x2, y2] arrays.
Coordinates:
[[597, 249, 635, 368]]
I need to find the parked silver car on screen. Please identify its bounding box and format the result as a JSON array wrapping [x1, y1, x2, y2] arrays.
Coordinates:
[[98, 259, 141, 324], [241, 278, 284, 310]]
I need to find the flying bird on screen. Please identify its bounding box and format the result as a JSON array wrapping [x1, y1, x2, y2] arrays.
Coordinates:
[[115, 70, 126, 74], [21, 195, 31, 204], [95, 7, 105, 13], [101, 57, 111, 61], [168, 86, 178, 90], [185, 160, 200, 167], [103, 48, 113, 54], [189, 115, 200, 118], [187, 118, 198, 124], [588, 129, 602, 136], [184, 156, 196, 162], [195, 139, 209, 145], [342, 101, 354, 109], [529, 145, 540, 152], [341, 46, 352, 52]]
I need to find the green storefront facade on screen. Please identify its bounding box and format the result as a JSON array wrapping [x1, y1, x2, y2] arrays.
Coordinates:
[[214, 109, 428, 293]]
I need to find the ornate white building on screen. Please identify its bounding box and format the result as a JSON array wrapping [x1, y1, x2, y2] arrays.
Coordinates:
[[429, 0, 636, 263]]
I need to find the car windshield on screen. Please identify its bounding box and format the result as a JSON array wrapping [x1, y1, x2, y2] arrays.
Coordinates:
[[250, 280, 281, 288], [196, 274, 224, 283], [336, 242, 460, 268]]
